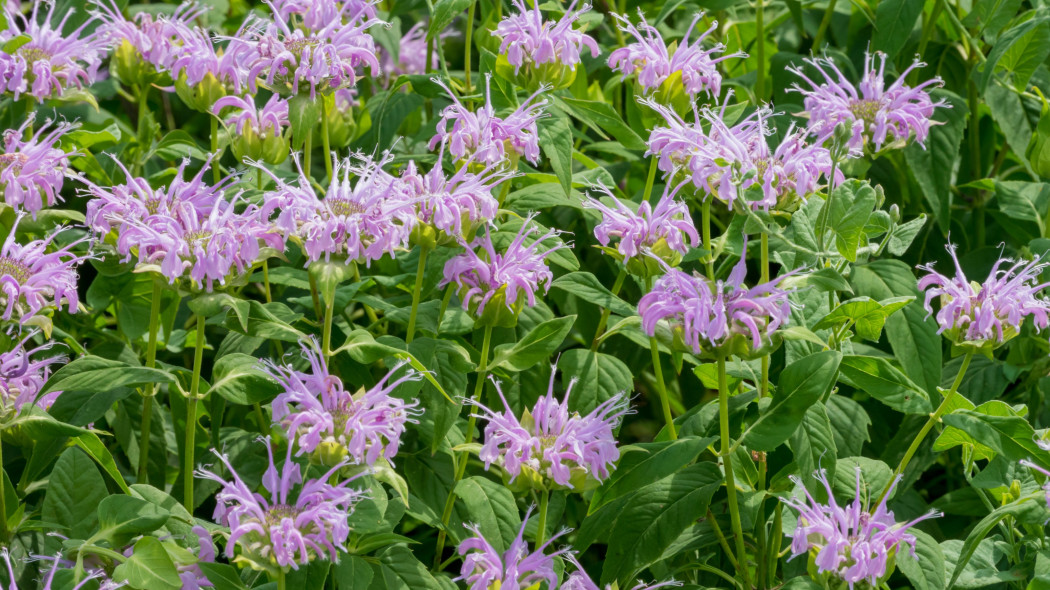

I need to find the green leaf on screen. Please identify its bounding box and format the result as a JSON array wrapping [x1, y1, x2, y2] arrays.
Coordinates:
[[551, 272, 635, 317], [151, 129, 208, 161], [223, 300, 306, 342], [741, 350, 842, 451], [1028, 96, 1050, 178], [288, 94, 321, 150], [428, 0, 471, 41], [74, 431, 133, 495], [872, 0, 923, 59], [369, 545, 443, 590], [851, 260, 942, 396], [962, 0, 1024, 39], [188, 292, 250, 331], [112, 536, 182, 590], [979, 16, 1050, 92], [554, 97, 646, 151], [897, 528, 946, 590], [453, 477, 521, 553], [41, 447, 107, 541], [590, 436, 714, 512], [556, 348, 633, 415], [488, 316, 575, 372], [813, 296, 913, 342], [904, 90, 967, 233], [334, 556, 375, 590], [827, 180, 877, 261], [1, 34, 31, 54], [788, 402, 838, 484], [601, 463, 723, 587], [39, 355, 175, 399], [948, 492, 1045, 588], [96, 495, 171, 546], [838, 355, 932, 414], [942, 409, 1050, 470], [208, 353, 280, 405], [539, 115, 573, 197], [198, 563, 251, 590]]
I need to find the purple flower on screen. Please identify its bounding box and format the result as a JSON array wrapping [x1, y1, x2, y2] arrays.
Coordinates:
[[400, 153, 510, 239], [0, 216, 88, 323], [195, 439, 367, 571], [0, 331, 64, 416], [608, 11, 742, 97], [456, 505, 570, 590], [270, 0, 377, 32], [1, 550, 123, 590], [178, 525, 218, 590], [470, 366, 630, 488], [0, 1, 107, 102], [783, 468, 941, 589], [561, 554, 680, 590], [1, 115, 78, 217], [266, 342, 421, 465], [238, 5, 382, 98], [83, 157, 281, 290], [495, 0, 599, 73], [440, 215, 567, 319], [583, 182, 699, 263], [212, 94, 290, 136], [646, 100, 837, 209], [790, 51, 947, 151], [94, 0, 206, 78], [168, 22, 245, 90], [430, 76, 548, 166], [257, 152, 417, 266], [917, 245, 1050, 346], [638, 241, 793, 353]]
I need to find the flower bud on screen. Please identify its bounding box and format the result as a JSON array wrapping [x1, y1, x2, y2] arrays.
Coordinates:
[[175, 71, 227, 113]]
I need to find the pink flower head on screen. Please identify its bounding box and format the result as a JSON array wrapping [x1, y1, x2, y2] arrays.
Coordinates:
[[212, 94, 290, 136], [195, 438, 368, 570], [256, 152, 417, 266], [789, 51, 947, 151], [0, 1, 107, 102], [168, 21, 247, 89], [917, 244, 1050, 346], [583, 181, 699, 262], [646, 99, 837, 209], [178, 525, 218, 590], [0, 331, 64, 416], [608, 11, 743, 97], [270, 0, 378, 32], [783, 468, 941, 589], [400, 151, 511, 238], [440, 215, 567, 318], [83, 156, 282, 290], [94, 0, 207, 76], [0, 216, 88, 323], [495, 0, 599, 73], [266, 341, 422, 465], [456, 505, 571, 590], [430, 76, 549, 166], [1, 115, 78, 217], [238, 4, 382, 98], [561, 554, 681, 590], [470, 365, 631, 488], [638, 240, 794, 353]]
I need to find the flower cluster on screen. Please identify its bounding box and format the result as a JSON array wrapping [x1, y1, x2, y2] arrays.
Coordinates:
[[266, 342, 421, 465], [562, 554, 681, 590], [457, 506, 570, 590], [783, 468, 941, 588], [471, 367, 630, 488], [0, 217, 88, 323], [0, 332, 64, 417], [583, 182, 698, 263], [213, 94, 289, 136], [95, 0, 207, 83], [790, 51, 947, 151], [609, 12, 742, 98], [195, 440, 367, 571], [638, 242, 793, 353], [1, 115, 78, 217], [441, 216, 566, 321], [0, 1, 107, 102], [258, 152, 417, 266], [495, 0, 599, 74], [430, 76, 548, 167], [400, 155, 510, 240], [918, 245, 1050, 347], [83, 157, 280, 290]]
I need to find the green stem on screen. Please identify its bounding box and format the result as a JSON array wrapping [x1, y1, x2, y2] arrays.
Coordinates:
[[464, 0, 477, 95], [308, 272, 323, 323], [702, 199, 714, 280], [322, 289, 336, 362], [759, 233, 770, 397], [768, 504, 781, 586], [813, 0, 839, 49], [209, 116, 220, 185], [536, 488, 550, 547], [0, 434, 8, 543], [879, 349, 975, 505], [321, 98, 333, 183], [754, 0, 765, 101], [437, 286, 454, 337], [137, 279, 163, 483], [304, 127, 313, 183], [434, 324, 494, 568], [968, 48, 984, 247], [755, 457, 768, 590], [406, 246, 431, 344], [815, 158, 839, 260], [591, 267, 628, 351], [642, 157, 658, 203], [277, 568, 287, 590], [707, 509, 739, 570], [719, 356, 751, 588], [183, 313, 206, 512], [649, 334, 677, 440]]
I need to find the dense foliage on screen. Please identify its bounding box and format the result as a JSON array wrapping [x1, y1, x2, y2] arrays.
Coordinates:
[[1, 0, 1050, 589]]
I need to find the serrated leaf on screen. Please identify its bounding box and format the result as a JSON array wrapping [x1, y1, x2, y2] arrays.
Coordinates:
[[453, 476, 521, 553], [208, 353, 280, 405], [590, 436, 714, 512], [41, 447, 106, 542], [838, 355, 931, 414], [112, 536, 181, 590]]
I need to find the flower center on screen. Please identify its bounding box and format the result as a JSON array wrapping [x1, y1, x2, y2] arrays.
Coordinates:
[[186, 229, 213, 249], [0, 256, 32, 285], [265, 503, 300, 526], [18, 46, 53, 65], [849, 99, 882, 124], [285, 37, 321, 60], [326, 198, 366, 217]]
